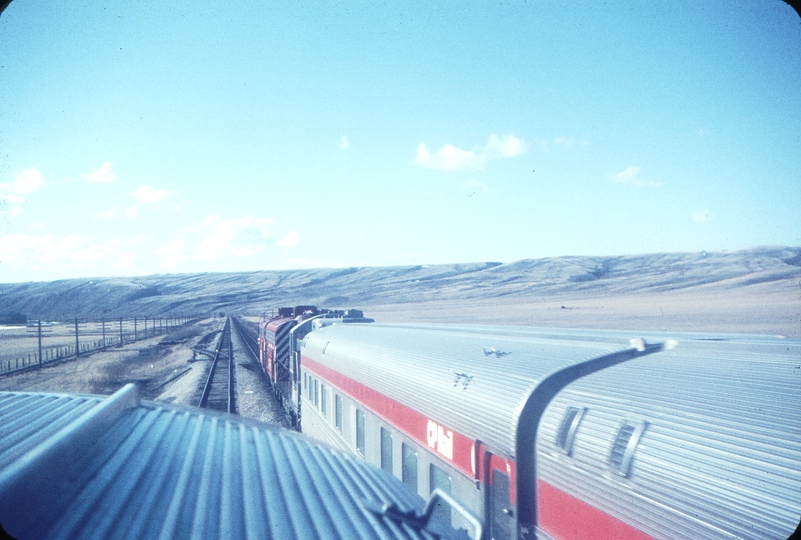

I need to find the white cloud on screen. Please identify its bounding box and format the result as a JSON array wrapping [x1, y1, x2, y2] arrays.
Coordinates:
[[200, 214, 273, 259], [156, 239, 186, 268], [115, 252, 135, 269], [156, 214, 275, 268], [1, 169, 45, 194], [200, 220, 239, 258], [608, 166, 663, 188], [484, 134, 526, 157], [82, 162, 118, 184], [610, 166, 641, 184], [552, 136, 575, 150], [94, 209, 119, 220], [126, 185, 176, 217], [1, 193, 25, 204], [285, 258, 343, 268], [156, 240, 184, 256], [276, 231, 300, 248], [414, 133, 526, 172], [1, 170, 44, 211], [129, 185, 175, 204], [0, 233, 108, 265], [340, 136, 350, 150], [533, 136, 590, 152], [415, 143, 482, 171], [693, 209, 714, 223], [70, 243, 107, 262]]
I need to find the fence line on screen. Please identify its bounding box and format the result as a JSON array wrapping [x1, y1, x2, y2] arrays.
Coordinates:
[[0, 316, 196, 376]]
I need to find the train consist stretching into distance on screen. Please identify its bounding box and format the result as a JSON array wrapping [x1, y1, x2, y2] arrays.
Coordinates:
[[257, 306, 800, 540]]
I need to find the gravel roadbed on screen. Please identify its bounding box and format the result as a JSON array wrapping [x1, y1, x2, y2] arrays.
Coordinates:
[[0, 318, 290, 430]]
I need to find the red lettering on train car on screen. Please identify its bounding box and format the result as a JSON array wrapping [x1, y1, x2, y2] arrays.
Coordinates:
[[426, 419, 454, 460], [303, 355, 474, 476]]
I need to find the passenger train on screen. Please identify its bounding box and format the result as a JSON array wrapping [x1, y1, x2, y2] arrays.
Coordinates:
[[257, 307, 801, 540]]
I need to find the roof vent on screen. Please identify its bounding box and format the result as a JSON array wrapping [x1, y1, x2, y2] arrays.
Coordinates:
[[609, 421, 648, 478], [555, 406, 586, 456]]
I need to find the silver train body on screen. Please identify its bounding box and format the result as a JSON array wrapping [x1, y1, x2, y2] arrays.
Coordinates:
[[278, 320, 800, 540]]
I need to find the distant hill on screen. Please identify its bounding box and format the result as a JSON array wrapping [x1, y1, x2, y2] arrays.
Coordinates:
[[1, 246, 799, 327]]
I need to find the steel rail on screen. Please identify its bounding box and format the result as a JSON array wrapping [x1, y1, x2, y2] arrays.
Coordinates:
[[227, 327, 234, 414], [197, 318, 232, 411]]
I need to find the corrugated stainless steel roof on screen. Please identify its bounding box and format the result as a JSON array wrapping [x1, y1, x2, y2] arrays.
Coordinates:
[[302, 322, 800, 539], [0, 391, 104, 473], [302, 323, 631, 457], [0, 385, 463, 540], [538, 336, 801, 539]]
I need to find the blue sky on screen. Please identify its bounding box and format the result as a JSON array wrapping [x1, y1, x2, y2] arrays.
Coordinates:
[[0, 1, 799, 283]]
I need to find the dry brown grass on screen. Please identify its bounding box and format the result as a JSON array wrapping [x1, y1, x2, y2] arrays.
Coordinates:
[[86, 345, 162, 395], [367, 280, 801, 338], [0, 318, 224, 398]]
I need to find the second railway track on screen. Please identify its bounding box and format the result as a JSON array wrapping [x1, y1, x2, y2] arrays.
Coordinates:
[[198, 317, 235, 414]]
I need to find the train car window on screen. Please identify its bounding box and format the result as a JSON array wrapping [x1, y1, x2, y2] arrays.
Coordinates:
[[380, 427, 393, 474], [313, 379, 319, 408], [320, 384, 327, 415], [429, 464, 452, 524], [303, 373, 307, 390], [335, 394, 343, 432], [402, 443, 418, 492], [356, 409, 366, 456], [490, 470, 514, 540]]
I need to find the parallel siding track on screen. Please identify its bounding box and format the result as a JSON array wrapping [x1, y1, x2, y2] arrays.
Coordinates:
[[197, 318, 235, 414]]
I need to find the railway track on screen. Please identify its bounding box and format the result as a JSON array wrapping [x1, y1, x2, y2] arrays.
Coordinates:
[[230, 316, 259, 363], [197, 318, 235, 413]]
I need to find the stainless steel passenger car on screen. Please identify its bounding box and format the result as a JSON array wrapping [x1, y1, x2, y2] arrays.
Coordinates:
[[0, 384, 463, 540], [296, 323, 801, 540]]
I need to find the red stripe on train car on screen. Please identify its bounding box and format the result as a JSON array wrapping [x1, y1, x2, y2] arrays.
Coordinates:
[[303, 355, 475, 477], [538, 480, 654, 540]]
